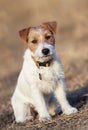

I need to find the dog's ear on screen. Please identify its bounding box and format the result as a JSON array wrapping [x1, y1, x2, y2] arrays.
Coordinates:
[[19, 27, 30, 42], [42, 21, 57, 33]]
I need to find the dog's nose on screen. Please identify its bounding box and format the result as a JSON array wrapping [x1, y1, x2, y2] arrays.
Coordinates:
[[42, 48, 50, 55]]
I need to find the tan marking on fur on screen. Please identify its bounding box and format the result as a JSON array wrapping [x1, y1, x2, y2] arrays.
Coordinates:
[[42, 21, 57, 34], [19, 27, 30, 42], [27, 27, 55, 52], [18, 21, 57, 52], [31, 56, 38, 67]]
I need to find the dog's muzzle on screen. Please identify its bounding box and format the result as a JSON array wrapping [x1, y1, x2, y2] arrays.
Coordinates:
[[34, 42, 55, 62]]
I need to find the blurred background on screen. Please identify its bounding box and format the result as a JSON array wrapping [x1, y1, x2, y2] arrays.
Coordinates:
[[0, 0, 88, 80]]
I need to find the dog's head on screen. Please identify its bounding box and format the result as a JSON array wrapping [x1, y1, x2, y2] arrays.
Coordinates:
[[19, 21, 57, 62]]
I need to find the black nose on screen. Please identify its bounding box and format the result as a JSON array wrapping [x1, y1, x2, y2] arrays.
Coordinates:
[[42, 48, 50, 55]]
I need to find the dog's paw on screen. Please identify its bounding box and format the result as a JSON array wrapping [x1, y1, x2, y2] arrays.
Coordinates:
[[16, 117, 25, 123], [63, 107, 78, 115], [26, 116, 34, 121], [16, 115, 34, 123], [39, 115, 51, 122]]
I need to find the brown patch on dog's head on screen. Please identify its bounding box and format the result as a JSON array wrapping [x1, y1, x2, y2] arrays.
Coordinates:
[[41, 21, 57, 34], [19, 27, 30, 42], [18, 21, 57, 53]]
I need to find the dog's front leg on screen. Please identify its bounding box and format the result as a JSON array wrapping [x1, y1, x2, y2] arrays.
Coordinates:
[[55, 78, 78, 115], [31, 87, 51, 121]]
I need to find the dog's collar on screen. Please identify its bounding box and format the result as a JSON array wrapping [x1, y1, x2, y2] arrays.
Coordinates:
[[31, 56, 53, 80]]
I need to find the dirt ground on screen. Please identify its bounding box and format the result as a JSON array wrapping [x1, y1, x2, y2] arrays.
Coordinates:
[[0, 0, 88, 130]]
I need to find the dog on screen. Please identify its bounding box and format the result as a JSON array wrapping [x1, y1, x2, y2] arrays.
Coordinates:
[[11, 21, 77, 123]]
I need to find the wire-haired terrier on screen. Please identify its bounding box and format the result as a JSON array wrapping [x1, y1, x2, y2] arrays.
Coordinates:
[[11, 21, 77, 123]]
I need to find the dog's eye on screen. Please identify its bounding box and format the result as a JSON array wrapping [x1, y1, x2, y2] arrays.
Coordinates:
[[31, 39, 37, 44], [45, 35, 51, 40]]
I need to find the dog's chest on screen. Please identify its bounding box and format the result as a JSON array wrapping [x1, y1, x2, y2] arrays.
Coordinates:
[[39, 66, 57, 80], [37, 66, 59, 93]]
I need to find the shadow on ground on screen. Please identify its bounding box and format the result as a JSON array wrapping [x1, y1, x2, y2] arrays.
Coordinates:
[[68, 83, 88, 108]]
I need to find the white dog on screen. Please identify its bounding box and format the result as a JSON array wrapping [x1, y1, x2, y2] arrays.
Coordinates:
[[11, 21, 77, 123]]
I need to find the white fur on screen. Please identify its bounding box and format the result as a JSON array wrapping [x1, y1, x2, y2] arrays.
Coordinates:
[[34, 42, 56, 62], [11, 49, 77, 123]]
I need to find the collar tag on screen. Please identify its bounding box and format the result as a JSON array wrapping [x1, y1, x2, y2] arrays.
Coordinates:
[[39, 73, 42, 80]]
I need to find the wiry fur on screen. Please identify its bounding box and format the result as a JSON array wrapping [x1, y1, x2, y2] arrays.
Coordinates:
[[11, 22, 77, 123]]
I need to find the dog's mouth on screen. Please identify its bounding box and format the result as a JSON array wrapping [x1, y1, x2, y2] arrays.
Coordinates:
[[42, 54, 51, 58], [36, 55, 52, 62]]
